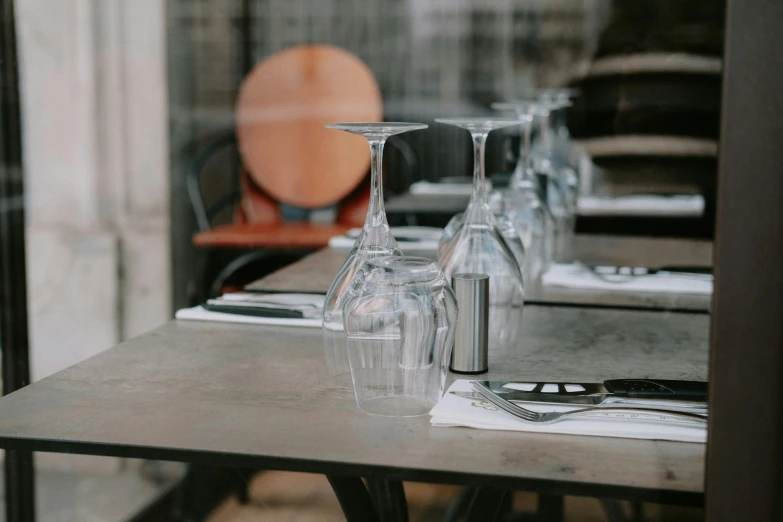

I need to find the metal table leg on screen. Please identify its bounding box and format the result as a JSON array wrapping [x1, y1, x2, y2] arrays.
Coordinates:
[[632, 501, 644, 521], [4, 451, 35, 522], [327, 476, 380, 522], [1, 2, 36, 520], [443, 487, 477, 522], [538, 493, 565, 522], [465, 487, 510, 522], [366, 478, 409, 522]]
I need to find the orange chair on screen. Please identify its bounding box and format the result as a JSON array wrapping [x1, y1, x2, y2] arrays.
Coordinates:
[[187, 45, 418, 296]]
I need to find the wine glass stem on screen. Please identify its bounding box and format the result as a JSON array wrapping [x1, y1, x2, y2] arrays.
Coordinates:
[[551, 107, 565, 138], [469, 132, 489, 208], [538, 113, 552, 161], [516, 119, 534, 178], [534, 112, 554, 203], [365, 137, 388, 230]]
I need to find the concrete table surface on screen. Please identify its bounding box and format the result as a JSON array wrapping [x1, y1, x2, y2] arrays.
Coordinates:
[[385, 193, 470, 215], [0, 305, 709, 503]]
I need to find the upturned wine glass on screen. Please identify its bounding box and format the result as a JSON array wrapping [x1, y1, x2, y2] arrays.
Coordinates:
[[438, 192, 526, 280], [492, 101, 557, 277], [538, 88, 581, 169], [342, 256, 457, 416], [435, 117, 525, 351], [538, 92, 580, 221], [530, 102, 576, 261], [322, 122, 428, 380]]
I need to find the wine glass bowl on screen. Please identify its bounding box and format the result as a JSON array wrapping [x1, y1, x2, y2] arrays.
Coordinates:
[[527, 103, 577, 262], [492, 101, 557, 278], [435, 117, 525, 351], [342, 256, 458, 417]]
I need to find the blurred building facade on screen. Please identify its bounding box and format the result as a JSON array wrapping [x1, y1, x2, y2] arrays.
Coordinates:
[[14, 0, 613, 372], [167, 0, 609, 308], [17, 0, 170, 383], [169, 0, 606, 115]]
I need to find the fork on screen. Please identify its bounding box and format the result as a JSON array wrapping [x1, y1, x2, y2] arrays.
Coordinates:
[[575, 261, 713, 285], [471, 382, 707, 426]]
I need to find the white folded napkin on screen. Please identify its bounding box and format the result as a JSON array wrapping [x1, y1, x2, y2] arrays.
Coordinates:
[[217, 292, 324, 311], [328, 226, 442, 252], [577, 195, 704, 217], [430, 380, 706, 443], [409, 180, 492, 196], [176, 306, 321, 327], [175, 292, 324, 328], [542, 263, 712, 295]]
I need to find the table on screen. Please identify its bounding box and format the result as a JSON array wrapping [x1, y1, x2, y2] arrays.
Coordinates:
[[246, 235, 713, 312], [0, 308, 708, 507], [0, 236, 712, 520], [385, 193, 470, 216], [385, 192, 715, 239], [193, 222, 354, 249]]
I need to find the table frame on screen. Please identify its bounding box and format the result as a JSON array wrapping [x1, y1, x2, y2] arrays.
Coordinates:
[[0, 433, 705, 507], [0, 308, 710, 513], [705, 0, 783, 519], [0, 2, 35, 521]]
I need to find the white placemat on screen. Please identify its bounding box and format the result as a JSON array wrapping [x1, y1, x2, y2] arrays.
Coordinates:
[[328, 226, 442, 252], [175, 305, 322, 328], [410, 180, 491, 196], [577, 195, 705, 217], [430, 380, 706, 443], [542, 263, 712, 295]]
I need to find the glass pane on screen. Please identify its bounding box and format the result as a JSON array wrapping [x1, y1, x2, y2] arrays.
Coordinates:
[[2, 0, 724, 519]]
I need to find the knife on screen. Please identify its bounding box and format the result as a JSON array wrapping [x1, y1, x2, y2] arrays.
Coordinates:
[[580, 263, 713, 280], [202, 302, 305, 319], [450, 392, 707, 414], [592, 265, 712, 276], [452, 379, 708, 411]]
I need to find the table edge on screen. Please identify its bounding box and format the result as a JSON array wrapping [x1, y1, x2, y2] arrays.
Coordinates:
[[0, 435, 704, 505]]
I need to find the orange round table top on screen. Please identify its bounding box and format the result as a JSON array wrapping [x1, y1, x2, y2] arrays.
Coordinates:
[[235, 44, 383, 209]]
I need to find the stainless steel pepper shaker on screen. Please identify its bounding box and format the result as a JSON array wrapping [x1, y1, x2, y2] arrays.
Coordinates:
[[450, 273, 489, 374]]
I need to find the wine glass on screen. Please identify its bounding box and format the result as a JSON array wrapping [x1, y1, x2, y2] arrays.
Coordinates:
[[492, 100, 539, 190], [322, 122, 428, 380], [435, 117, 524, 351], [342, 256, 457, 416], [538, 88, 581, 168], [492, 101, 557, 277], [438, 192, 526, 278], [538, 91, 580, 221], [530, 102, 576, 261]]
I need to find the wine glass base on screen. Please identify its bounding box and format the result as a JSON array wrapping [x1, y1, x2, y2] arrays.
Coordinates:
[[329, 372, 354, 389], [358, 395, 436, 417]]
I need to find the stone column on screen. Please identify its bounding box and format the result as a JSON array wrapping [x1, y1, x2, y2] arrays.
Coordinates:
[[15, 0, 170, 382]]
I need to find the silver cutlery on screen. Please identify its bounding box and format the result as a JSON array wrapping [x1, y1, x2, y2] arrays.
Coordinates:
[[450, 391, 707, 414], [211, 299, 321, 309], [471, 379, 708, 411], [576, 261, 713, 284], [204, 293, 325, 319], [471, 382, 708, 426]]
